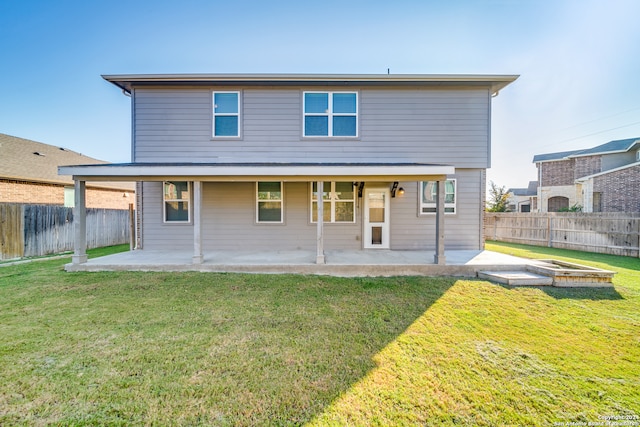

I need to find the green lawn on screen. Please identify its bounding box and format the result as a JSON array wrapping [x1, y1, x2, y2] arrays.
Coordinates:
[[0, 243, 638, 426]]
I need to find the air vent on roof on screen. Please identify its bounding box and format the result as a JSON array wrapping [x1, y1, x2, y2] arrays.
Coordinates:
[[33, 152, 45, 156]]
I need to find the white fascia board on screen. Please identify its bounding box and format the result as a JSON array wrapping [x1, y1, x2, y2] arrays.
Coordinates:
[[59, 164, 455, 182]]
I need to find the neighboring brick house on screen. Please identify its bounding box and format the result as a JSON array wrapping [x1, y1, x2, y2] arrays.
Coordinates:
[[507, 181, 538, 212], [533, 137, 640, 212], [0, 133, 134, 208]]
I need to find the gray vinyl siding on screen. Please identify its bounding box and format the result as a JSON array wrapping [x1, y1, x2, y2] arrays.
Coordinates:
[[141, 181, 361, 251], [390, 169, 483, 250], [141, 172, 482, 252], [601, 152, 637, 172], [141, 181, 193, 250], [133, 86, 490, 168]]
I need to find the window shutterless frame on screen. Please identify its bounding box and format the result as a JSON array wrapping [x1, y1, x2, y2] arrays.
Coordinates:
[[303, 91, 358, 137], [212, 91, 241, 138], [310, 181, 356, 223], [163, 181, 191, 223], [419, 179, 457, 214], [256, 181, 284, 223]]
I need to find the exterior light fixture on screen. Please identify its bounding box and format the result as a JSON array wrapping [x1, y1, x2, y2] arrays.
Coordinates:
[[391, 181, 399, 197]]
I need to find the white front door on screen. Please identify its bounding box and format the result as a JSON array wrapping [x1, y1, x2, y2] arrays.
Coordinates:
[[363, 187, 390, 249]]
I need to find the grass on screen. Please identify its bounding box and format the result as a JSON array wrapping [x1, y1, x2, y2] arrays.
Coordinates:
[[0, 243, 638, 426]]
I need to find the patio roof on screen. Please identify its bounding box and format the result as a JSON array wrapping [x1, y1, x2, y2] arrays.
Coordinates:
[[58, 162, 455, 182]]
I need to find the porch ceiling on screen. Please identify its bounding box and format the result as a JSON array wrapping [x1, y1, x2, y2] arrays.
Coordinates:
[[58, 162, 455, 182]]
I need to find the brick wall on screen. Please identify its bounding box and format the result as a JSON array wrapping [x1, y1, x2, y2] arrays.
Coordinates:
[[0, 179, 134, 209], [594, 164, 640, 212], [86, 187, 135, 209], [539, 159, 575, 186], [0, 180, 64, 204], [574, 155, 601, 179]]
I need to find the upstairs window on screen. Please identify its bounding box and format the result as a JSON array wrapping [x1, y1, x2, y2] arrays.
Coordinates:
[[420, 180, 456, 214], [164, 181, 190, 222], [311, 181, 356, 223], [213, 91, 240, 137], [257, 182, 283, 223], [304, 92, 357, 137]]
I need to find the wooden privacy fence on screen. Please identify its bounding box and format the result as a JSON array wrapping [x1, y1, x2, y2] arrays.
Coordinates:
[[0, 204, 131, 260], [484, 212, 640, 257]]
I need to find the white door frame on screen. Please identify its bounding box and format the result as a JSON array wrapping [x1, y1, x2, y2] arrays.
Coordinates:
[[363, 186, 390, 249]]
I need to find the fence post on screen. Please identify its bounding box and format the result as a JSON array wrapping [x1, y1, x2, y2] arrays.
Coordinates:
[[547, 215, 552, 248], [129, 203, 135, 251], [493, 214, 498, 240]]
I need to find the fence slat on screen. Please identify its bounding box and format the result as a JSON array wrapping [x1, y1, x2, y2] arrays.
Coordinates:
[[484, 212, 640, 257], [1, 203, 130, 259], [0, 204, 24, 260]]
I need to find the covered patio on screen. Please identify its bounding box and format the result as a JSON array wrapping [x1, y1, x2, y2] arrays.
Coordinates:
[[64, 248, 538, 277], [59, 162, 459, 271]]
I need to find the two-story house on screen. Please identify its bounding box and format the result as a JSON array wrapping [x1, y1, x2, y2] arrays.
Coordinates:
[[60, 73, 517, 267], [533, 137, 640, 212]]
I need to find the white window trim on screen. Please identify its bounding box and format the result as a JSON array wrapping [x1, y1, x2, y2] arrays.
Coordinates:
[[419, 179, 457, 215], [163, 181, 191, 223], [256, 181, 284, 224], [212, 91, 241, 138], [303, 91, 358, 138], [310, 181, 356, 223]]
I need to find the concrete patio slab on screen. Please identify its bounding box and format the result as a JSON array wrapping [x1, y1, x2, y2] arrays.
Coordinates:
[[478, 271, 554, 286], [65, 249, 543, 277]]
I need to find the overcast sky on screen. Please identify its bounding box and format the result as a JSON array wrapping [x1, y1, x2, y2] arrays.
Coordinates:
[[1, 0, 639, 189]]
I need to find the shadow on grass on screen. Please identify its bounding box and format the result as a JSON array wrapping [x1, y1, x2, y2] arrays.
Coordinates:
[[539, 285, 624, 300], [0, 267, 457, 425], [497, 283, 624, 301]]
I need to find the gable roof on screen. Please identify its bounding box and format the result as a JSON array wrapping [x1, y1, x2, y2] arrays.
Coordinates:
[[0, 133, 133, 191], [103, 73, 519, 96], [533, 137, 640, 163]]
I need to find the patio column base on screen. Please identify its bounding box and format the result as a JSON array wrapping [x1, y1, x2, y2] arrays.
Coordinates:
[[72, 254, 88, 264], [434, 254, 446, 265], [316, 255, 325, 264], [192, 255, 204, 264]]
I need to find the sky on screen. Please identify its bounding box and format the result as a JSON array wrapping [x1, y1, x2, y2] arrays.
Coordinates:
[[1, 0, 639, 189]]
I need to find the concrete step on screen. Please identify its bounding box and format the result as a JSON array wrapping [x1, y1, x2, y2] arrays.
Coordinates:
[[478, 270, 554, 286]]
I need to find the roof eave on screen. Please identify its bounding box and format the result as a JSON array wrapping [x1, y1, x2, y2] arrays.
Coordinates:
[[102, 73, 519, 95]]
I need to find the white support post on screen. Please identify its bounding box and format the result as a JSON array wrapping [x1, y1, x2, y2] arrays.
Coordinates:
[[434, 179, 446, 265], [192, 181, 203, 264], [316, 181, 325, 264], [72, 179, 87, 264]]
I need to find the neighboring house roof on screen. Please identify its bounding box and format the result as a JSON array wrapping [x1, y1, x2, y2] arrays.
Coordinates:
[[533, 137, 640, 163], [532, 150, 583, 163], [0, 133, 134, 191], [103, 73, 519, 96], [508, 181, 538, 196], [567, 137, 640, 158]]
